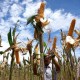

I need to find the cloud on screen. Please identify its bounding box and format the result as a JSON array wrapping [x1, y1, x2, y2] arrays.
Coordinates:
[[23, 1, 41, 18], [0, 1, 10, 18], [44, 9, 80, 32], [0, 0, 80, 62], [10, 3, 23, 17]]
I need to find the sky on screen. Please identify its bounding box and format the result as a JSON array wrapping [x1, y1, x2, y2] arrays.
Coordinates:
[[0, 0, 80, 63]]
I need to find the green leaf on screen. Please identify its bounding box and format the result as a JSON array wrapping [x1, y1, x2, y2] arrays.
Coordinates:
[[8, 28, 13, 46], [27, 15, 36, 25], [0, 51, 4, 55], [43, 42, 47, 47], [12, 26, 17, 37]]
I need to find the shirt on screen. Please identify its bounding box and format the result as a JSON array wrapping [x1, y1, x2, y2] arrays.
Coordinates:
[[44, 63, 52, 80], [44, 63, 57, 80]]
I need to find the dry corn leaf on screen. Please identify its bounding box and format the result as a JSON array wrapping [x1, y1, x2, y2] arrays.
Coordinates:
[[77, 36, 80, 39], [54, 51, 60, 59], [74, 29, 80, 36], [26, 40, 33, 54], [41, 20, 50, 27], [34, 43, 38, 54], [53, 58, 60, 71]]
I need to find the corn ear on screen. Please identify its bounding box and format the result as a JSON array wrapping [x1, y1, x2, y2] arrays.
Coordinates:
[[65, 19, 76, 53], [14, 50, 20, 64], [52, 37, 57, 50], [38, 2, 45, 18], [68, 19, 76, 36]]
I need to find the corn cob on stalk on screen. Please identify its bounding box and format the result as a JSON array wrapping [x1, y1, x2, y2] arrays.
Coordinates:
[[65, 19, 76, 52]]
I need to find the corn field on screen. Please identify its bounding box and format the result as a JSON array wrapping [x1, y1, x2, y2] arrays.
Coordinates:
[[0, 1, 80, 80]]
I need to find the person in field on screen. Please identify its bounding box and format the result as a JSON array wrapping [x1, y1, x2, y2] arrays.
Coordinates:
[[33, 53, 60, 80], [77, 57, 80, 80]]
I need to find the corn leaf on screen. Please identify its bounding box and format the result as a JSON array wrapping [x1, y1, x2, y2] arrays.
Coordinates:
[[12, 27, 16, 37], [8, 28, 13, 46], [27, 15, 36, 25], [0, 51, 4, 55]]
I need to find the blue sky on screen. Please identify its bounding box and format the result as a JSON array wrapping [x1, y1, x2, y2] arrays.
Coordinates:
[[0, 0, 80, 62], [46, 0, 80, 16]]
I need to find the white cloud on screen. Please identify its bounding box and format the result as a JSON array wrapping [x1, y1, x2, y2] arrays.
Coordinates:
[[0, 0, 80, 62], [0, 1, 10, 18], [10, 3, 23, 17], [23, 1, 41, 18], [18, 29, 33, 41], [10, 0, 19, 3], [44, 9, 80, 32]]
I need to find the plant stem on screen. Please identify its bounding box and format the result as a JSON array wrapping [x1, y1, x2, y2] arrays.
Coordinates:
[[9, 50, 14, 80], [38, 32, 44, 80]]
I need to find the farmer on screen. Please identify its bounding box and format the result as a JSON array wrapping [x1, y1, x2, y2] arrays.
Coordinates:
[[77, 57, 80, 80], [44, 54, 60, 80], [33, 53, 60, 80]]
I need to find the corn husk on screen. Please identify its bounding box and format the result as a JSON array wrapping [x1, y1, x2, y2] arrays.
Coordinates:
[[41, 20, 50, 27], [35, 43, 40, 65]]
